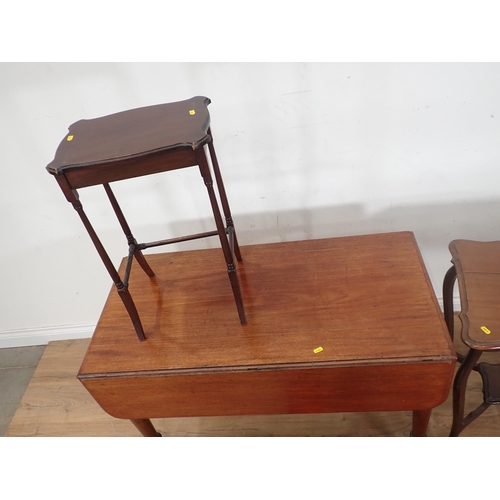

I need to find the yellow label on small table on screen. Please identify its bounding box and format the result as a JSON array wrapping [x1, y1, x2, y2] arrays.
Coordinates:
[[313, 346, 323, 354], [189, 110, 196, 115], [67, 135, 74, 141], [481, 326, 491, 334]]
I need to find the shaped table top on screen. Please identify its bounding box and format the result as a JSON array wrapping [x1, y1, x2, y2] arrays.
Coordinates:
[[46, 96, 212, 175], [449, 239, 500, 350]]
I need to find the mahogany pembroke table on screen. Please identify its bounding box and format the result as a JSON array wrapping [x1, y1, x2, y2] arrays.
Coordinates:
[[78, 232, 456, 437]]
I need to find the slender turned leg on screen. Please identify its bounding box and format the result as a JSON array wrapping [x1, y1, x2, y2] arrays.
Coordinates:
[[196, 147, 246, 324], [103, 183, 155, 278], [116, 284, 147, 341], [207, 128, 242, 262], [411, 409, 432, 436], [75, 203, 147, 341], [60, 182, 146, 341], [131, 419, 161, 437], [442, 266, 457, 341], [450, 348, 483, 436]]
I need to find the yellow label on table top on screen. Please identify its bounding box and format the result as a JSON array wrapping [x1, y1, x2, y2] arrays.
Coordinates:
[[481, 326, 491, 334], [189, 110, 196, 115], [313, 346, 323, 354], [67, 135, 74, 141]]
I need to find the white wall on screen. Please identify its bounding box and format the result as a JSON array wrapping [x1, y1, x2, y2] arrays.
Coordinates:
[[1, 62, 499, 347]]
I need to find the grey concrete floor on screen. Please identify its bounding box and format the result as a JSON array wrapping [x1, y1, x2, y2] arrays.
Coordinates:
[[0, 345, 46, 436]]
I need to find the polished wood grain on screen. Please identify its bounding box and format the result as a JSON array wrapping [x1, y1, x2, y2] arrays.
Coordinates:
[[77, 232, 456, 436], [46, 96, 211, 178], [7, 329, 499, 437]]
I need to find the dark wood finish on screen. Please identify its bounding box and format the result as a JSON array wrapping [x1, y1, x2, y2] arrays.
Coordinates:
[[46, 96, 211, 176], [46, 97, 246, 339], [443, 239, 500, 436], [78, 232, 456, 437], [57, 146, 198, 190]]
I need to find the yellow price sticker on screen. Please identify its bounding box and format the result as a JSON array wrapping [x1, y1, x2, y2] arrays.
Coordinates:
[[67, 135, 74, 141], [313, 346, 323, 354], [481, 326, 491, 335], [189, 109, 196, 115]]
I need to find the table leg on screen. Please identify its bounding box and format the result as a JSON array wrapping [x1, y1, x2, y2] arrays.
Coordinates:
[[442, 266, 457, 341], [63, 184, 147, 341], [131, 419, 161, 437], [207, 130, 242, 262], [449, 348, 483, 437], [103, 183, 155, 278], [411, 409, 431, 436], [196, 148, 246, 325]]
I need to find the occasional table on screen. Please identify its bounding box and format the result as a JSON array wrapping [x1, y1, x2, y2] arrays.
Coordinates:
[[46, 96, 246, 341], [78, 231, 456, 436], [443, 239, 500, 436]]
